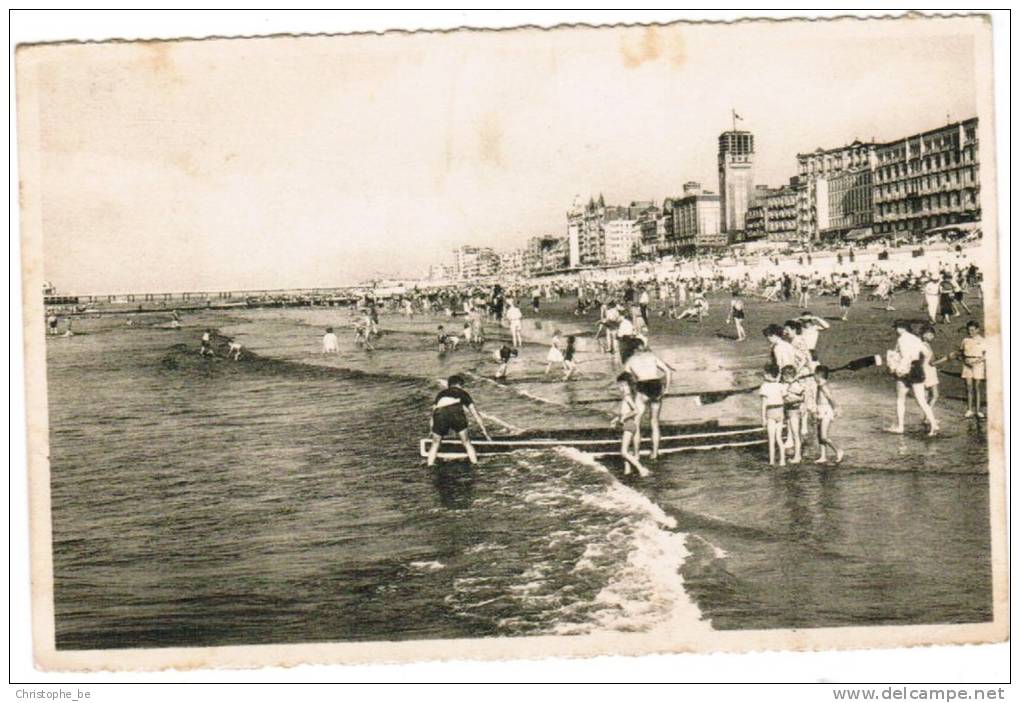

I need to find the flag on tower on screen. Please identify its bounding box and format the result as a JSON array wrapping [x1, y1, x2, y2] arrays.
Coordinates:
[[733, 109, 743, 121]]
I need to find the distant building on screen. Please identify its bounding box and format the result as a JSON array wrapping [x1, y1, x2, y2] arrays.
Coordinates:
[[744, 203, 766, 241], [872, 117, 980, 239], [672, 189, 723, 253], [795, 117, 980, 243], [453, 245, 498, 280], [765, 179, 800, 242], [526, 235, 569, 273], [718, 130, 755, 239], [567, 196, 658, 265], [499, 249, 527, 277], [428, 263, 457, 281], [744, 185, 772, 240], [566, 194, 607, 266], [604, 219, 642, 264], [566, 211, 582, 268], [796, 140, 877, 242], [746, 179, 800, 243], [822, 168, 874, 241]]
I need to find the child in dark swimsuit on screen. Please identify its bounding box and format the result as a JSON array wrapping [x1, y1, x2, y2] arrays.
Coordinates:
[[562, 335, 578, 380], [426, 374, 491, 467], [726, 293, 746, 342], [495, 343, 517, 380], [437, 325, 459, 352]]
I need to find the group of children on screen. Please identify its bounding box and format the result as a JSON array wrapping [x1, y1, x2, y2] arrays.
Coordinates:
[[760, 316, 838, 466], [759, 362, 842, 467]]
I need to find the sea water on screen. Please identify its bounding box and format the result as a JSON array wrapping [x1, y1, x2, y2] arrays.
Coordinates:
[[45, 309, 992, 649]]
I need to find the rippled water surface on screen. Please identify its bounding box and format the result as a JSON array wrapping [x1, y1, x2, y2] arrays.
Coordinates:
[[47, 309, 992, 649]]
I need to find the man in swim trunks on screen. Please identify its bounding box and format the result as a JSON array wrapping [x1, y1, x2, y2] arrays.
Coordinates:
[[623, 341, 672, 460], [426, 374, 491, 466]]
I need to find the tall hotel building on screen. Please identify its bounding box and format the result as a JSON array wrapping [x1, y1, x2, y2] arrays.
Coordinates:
[[717, 130, 755, 239], [872, 117, 980, 237]]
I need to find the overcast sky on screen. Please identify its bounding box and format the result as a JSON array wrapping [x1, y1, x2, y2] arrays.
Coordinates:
[[21, 17, 982, 293]]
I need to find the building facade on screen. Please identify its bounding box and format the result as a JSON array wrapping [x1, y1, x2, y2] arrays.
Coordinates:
[[822, 168, 874, 239], [566, 195, 608, 266], [765, 180, 800, 242], [528, 235, 569, 273], [743, 181, 799, 243], [499, 249, 527, 277], [718, 130, 755, 238], [604, 219, 642, 264], [796, 140, 877, 242], [744, 204, 766, 241], [428, 263, 457, 281], [672, 188, 723, 253], [567, 197, 661, 266], [453, 245, 499, 280], [872, 117, 980, 238]]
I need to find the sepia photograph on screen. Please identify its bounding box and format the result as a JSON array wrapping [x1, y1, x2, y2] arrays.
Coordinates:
[[13, 11, 1008, 676]]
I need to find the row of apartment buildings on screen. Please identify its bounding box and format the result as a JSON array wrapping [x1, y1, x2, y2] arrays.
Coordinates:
[[566, 183, 725, 266], [433, 235, 574, 281], [737, 117, 980, 246], [434, 117, 981, 279]]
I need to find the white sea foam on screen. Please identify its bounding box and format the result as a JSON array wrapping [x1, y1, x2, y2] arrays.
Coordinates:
[[692, 533, 729, 560], [551, 446, 713, 637], [466, 371, 571, 408], [408, 560, 445, 572], [557, 447, 677, 529], [464, 542, 507, 555]]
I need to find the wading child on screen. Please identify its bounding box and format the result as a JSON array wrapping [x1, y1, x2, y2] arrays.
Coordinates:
[[610, 372, 650, 477], [956, 320, 987, 418], [426, 374, 491, 467], [494, 343, 517, 380], [437, 325, 460, 352], [544, 330, 564, 376], [355, 319, 374, 350], [322, 326, 339, 354], [781, 365, 805, 464], [199, 329, 215, 357], [562, 335, 578, 380], [813, 365, 844, 464], [759, 365, 786, 467]]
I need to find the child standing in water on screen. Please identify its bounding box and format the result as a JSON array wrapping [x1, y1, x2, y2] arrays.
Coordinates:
[[759, 364, 786, 467], [495, 343, 517, 380], [322, 326, 339, 354], [562, 335, 578, 380], [544, 330, 564, 376], [781, 365, 805, 464], [813, 365, 844, 464], [956, 320, 987, 418], [199, 329, 215, 357], [610, 372, 649, 477]]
